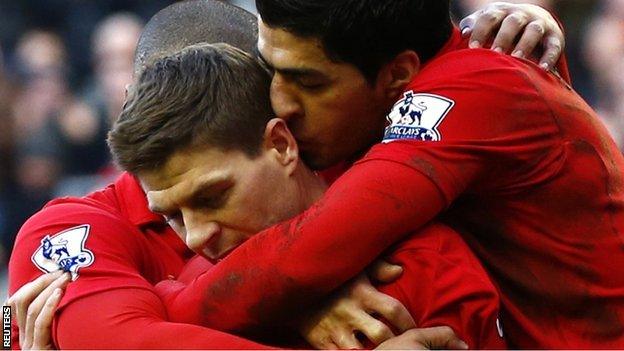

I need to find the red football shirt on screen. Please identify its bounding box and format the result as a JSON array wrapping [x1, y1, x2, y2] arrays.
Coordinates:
[[8, 172, 272, 349], [157, 222, 506, 349], [157, 29, 624, 348]]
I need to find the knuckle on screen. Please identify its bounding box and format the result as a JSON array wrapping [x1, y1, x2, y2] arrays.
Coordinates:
[[481, 11, 502, 24], [437, 325, 454, 335], [458, 15, 475, 28], [489, 1, 508, 9], [369, 323, 392, 341], [547, 39, 562, 52], [26, 308, 37, 321], [381, 299, 402, 318], [506, 13, 526, 26], [33, 318, 45, 330], [527, 21, 545, 34]]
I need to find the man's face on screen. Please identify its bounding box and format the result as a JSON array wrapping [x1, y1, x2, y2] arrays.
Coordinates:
[[140, 145, 306, 261], [257, 19, 390, 170]]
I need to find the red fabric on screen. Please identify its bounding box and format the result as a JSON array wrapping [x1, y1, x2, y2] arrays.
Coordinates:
[[157, 222, 506, 349], [379, 223, 505, 349], [8, 173, 270, 349], [155, 29, 624, 349]]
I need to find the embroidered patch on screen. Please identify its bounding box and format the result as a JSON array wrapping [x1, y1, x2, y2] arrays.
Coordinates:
[[31, 225, 94, 281], [382, 91, 454, 143]]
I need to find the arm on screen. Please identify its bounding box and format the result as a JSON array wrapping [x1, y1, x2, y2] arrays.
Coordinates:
[[376, 224, 506, 349], [160, 160, 447, 331], [55, 288, 273, 349], [159, 52, 560, 335], [8, 202, 272, 349]]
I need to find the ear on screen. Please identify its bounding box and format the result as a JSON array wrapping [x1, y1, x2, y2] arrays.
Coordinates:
[[375, 50, 421, 100], [262, 118, 299, 175], [125, 84, 131, 99]]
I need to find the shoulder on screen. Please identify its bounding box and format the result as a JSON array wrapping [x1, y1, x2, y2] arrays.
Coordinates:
[[415, 48, 536, 87], [16, 196, 133, 248], [383, 49, 560, 144], [9, 196, 146, 291]]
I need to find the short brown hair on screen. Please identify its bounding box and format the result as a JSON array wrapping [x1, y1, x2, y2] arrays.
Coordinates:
[[108, 43, 273, 174]]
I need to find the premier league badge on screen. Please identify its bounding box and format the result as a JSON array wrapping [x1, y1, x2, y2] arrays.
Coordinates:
[[31, 225, 95, 281], [382, 91, 454, 143]]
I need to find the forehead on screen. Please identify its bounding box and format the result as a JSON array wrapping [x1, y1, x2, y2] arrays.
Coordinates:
[[257, 18, 332, 68], [139, 148, 237, 206]]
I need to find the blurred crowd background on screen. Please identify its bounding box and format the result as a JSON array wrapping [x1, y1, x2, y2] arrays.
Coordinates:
[[0, 0, 622, 293]]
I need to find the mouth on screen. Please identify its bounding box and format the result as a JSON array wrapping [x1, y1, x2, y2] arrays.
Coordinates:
[[204, 236, 250, 264]]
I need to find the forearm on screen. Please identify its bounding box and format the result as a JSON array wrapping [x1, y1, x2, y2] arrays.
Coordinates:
[[54, 288, 274, 349], [162, 160, 445, 332]]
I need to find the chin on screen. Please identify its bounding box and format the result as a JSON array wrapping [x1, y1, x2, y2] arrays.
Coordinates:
[[203, 243, 242, 264], [300, 150, 337, 171]]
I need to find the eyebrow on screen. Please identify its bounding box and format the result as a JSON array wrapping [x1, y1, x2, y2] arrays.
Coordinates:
[[148, 172, 232, 214], [256, 50, 324, 78]]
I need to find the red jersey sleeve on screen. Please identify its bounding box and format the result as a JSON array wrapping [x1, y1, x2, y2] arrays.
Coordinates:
[[378, 223, 505, 349], [9, 201, 270, 349], [54, 288, 272, 349], [153, 50, 563, 334], [158, 158, 447, 332], [371, 49, 563, 204]]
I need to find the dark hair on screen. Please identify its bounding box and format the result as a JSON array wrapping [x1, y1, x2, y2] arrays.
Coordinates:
[[109, 43, 273, 174], [256, 0, 452, 82], [134, 0, 258, 76]]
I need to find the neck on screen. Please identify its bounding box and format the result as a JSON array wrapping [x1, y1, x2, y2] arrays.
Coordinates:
[[294, 165, 328, 211]]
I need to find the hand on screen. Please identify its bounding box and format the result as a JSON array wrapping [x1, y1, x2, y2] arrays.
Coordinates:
[[460, 2, 565, 70], [297, 273, 415, 349], [375, 326, 469, 350], [367, 258, 403, 284], [4, 271, 70, 350]]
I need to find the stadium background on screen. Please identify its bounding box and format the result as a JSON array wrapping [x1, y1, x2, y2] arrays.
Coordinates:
[[0, 0, 622, 300]]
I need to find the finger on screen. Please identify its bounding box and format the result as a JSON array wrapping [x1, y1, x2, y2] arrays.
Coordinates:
[[12, 271, 63, 347], [410, 326, 469, 350], [511, 20, 546, 59], [331, 329, 364, 350], [368, 259, 403, 284], [539, 35, 563, 70], [363, 291, 415, 332], [490, 12, 528, 53], [468, 9, 506, 49], [458, 13, 478, 37], [24, 274, 70, 348], [358, 317, 395, 346], [32, 288, 62, 350]]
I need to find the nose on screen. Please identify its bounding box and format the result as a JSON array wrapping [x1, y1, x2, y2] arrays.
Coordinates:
[[184, 219, 221, 255], [270, 74, 303, 121]]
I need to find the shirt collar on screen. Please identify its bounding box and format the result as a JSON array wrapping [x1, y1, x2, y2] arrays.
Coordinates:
[[114, 172, 166, 227]]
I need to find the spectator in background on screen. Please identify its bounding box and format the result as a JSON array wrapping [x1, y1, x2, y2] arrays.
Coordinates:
[[583, 0, 624, 151], [88, 13, 142, 126], [11, 30, 69, 141], [5, 30, 69, 257], [49, 13, 143, 197], [0, 45, 17, 264]]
